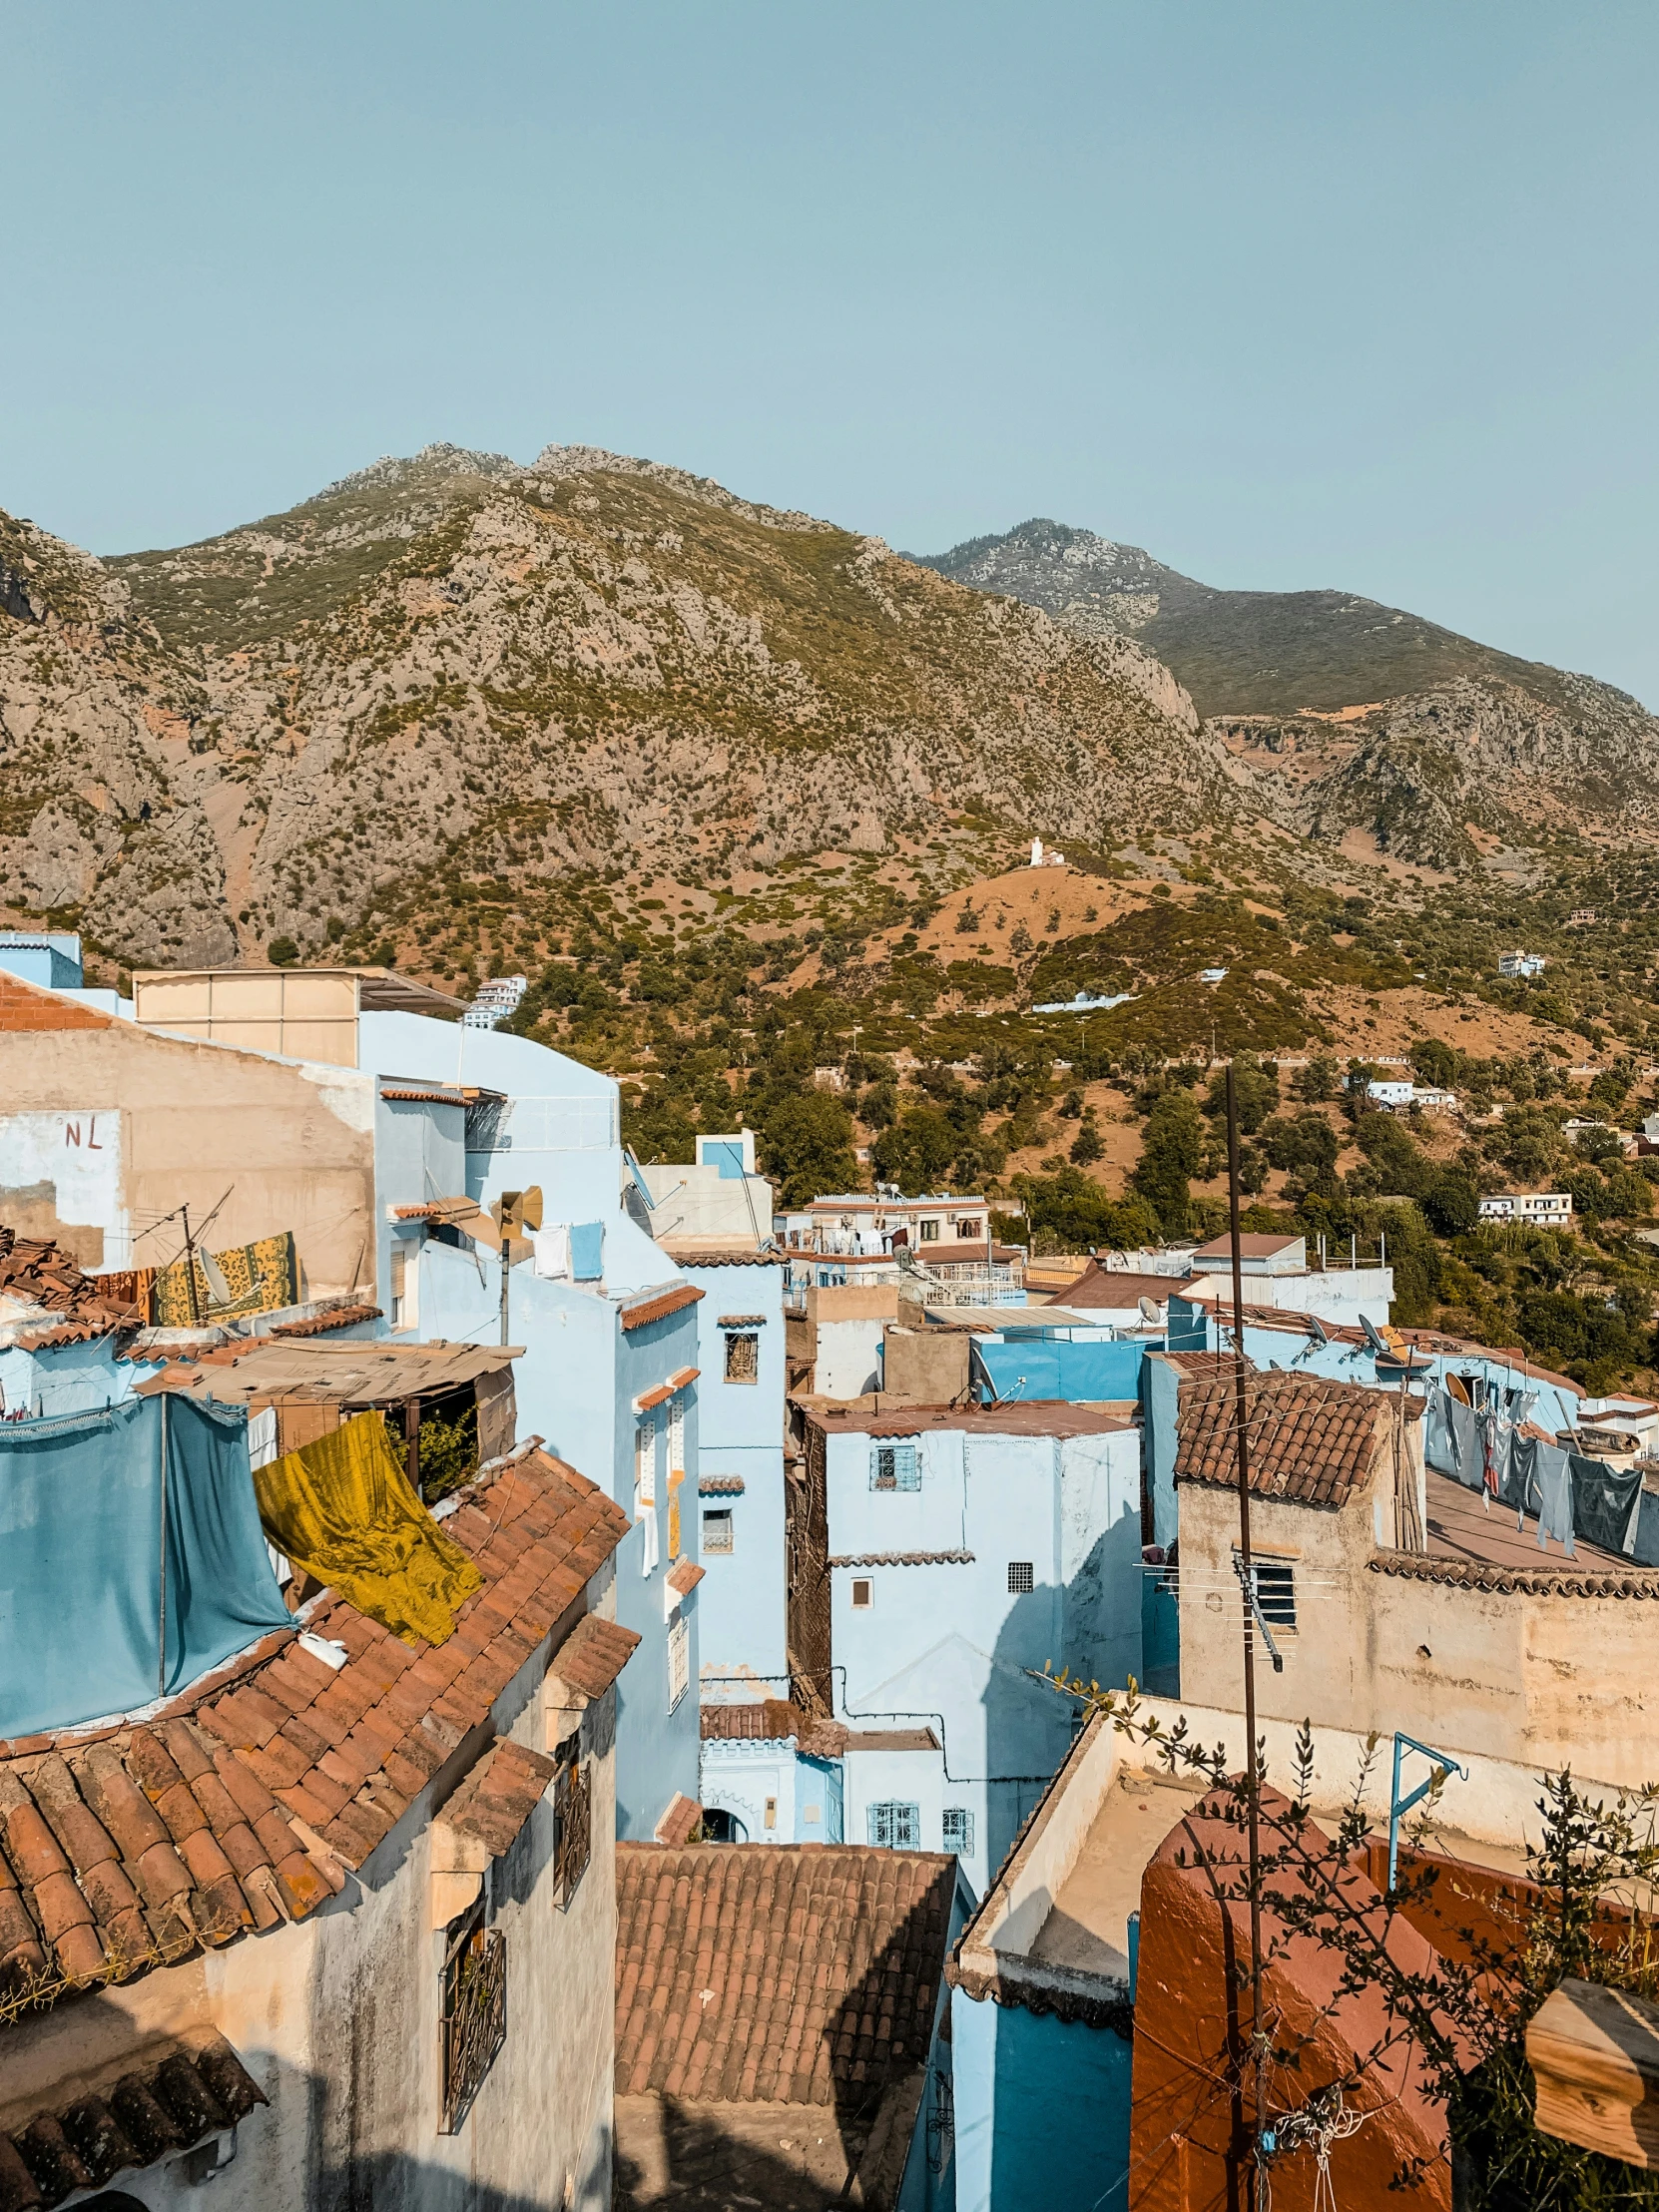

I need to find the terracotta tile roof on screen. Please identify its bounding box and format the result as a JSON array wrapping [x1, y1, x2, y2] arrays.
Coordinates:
[[549, 1614, 642, 1700], [378, 1087, 466, 1107], [701, 1703, 847, 1757], [653, 1794, 704, 1846], [0, 1230, 139, 1334], [619, 1284, 703, 1332], [716, 1313, 768, 1326], [1174, 1361, 1387, 1508], [699, 1475, 746, 1496], [441, 1739, 557, 1858], [615, 1844, 957, 2104], [1060, 1265, 1191, 1310], [1370, 1550, 1659, 1599], [667, 1559, 705, 1598], [0, 1448, 629, 2007], [392, 1202, 446, 1221], [634, 1382, 676, 1413], [827, 1550, 974, 1568], [268, 1302, 381, 1338], [0, 2035, 266, 2210], [658, 1243, 787, 1268]]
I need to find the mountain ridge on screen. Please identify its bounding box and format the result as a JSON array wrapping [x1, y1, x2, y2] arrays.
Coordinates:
[[907, 515, 1645, 722]]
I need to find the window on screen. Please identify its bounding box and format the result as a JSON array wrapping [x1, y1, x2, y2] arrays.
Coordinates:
[[725, 1332, 760, 1383], [553, 1751, 591, 1905], [919, 1218, 940, 1243], [851, 1578, 873, 1609], [870, 1441, 920, 1492], [956, 1218, 981, 1243], [389, 1244, 416, 1333], [703, 1508, 735, 1555], [764, 1796, 778, 1831], [942, 1807, 974, 1857], [668, 1614, 690, 1710], [868, 1801, 921, 1850], [927, 2067, 955, 2174], [1247, 1557, 1298, 1630], [1007, 1560, 1034, 1594], [439, 1902, 506, 2133]]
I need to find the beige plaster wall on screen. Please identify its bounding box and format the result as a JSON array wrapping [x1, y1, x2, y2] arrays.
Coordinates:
[[1177, 1441, 1659, 1788], [0, 1023, 376, 1295]]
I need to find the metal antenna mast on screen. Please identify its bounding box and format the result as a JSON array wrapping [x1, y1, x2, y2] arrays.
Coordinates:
[[1225, 1062, 1269, 2206]]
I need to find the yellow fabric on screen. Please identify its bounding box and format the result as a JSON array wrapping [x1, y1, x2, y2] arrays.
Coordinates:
[[156, 1230, 299, 1327], [253, 1411, 482, 1647]]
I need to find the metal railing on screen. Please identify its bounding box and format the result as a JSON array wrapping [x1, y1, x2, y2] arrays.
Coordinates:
[[440, 1915, 507, 2132], [554, 1760, 591, 1906]]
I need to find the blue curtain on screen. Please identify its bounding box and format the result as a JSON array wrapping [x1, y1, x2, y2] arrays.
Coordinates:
[[0, 1393, 291, 1738]]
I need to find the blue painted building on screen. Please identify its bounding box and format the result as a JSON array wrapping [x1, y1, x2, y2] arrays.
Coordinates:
[[946, 1706, 1152, 2212], [654, 1239, 789, 1688], [356, 1010, 706, 1838], [790, 1399, 1144, 1894]]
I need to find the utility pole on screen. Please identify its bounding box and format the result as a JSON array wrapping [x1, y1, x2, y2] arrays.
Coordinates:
[[1225, 1062, 1269, 2208], [180, 1203, 203, 1329]]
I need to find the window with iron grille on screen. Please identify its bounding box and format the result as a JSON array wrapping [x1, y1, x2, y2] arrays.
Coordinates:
[[927, 2067, 955, 2173], [867, 1801, 920, 1850], [870, 1441, 920, 1491], [942, 1806, 974, 1857], [1007, 1560, 1034, 1594], [919, 1218, 940, 1242], [553, 1753, 591, 1905], [702, 1507, 735, 1555], [1246, 1556, 1298, 1629], [439, 1903, 506, 2133], [724, 1331, 760, 1383]]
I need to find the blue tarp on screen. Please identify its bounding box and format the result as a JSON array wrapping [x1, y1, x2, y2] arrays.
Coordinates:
[[976, 1338, 1151, 1403], [0, 1392, 292, 1737]]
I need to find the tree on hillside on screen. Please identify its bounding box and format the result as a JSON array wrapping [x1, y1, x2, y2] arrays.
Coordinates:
[[1409, 1036, 1460, 1090], [1133, 1090, 1204, 1236], [752, 1091, 861, 1209], [870, 1107, 959, 1196]]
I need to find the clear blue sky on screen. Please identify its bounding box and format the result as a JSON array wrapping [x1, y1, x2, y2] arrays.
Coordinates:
[[6, 3, 1657, 700]]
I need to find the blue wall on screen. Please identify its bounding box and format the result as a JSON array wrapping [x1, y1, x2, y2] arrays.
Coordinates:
[[682, 1258, 787, 1682], [827, 1422, 1141, 1888], [952, 1994, 1131, 2212]]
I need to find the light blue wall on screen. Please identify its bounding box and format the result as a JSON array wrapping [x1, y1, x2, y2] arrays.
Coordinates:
[[0, 935, 83, 989], [699, 1735, 842, 1843], [0, 1336, 153, 1419], [827, 1423, 1141, 1887], [952, 1993, 1131, 2212], [684, 1259, 787, 1682], [360, 1012, 703, 1838]]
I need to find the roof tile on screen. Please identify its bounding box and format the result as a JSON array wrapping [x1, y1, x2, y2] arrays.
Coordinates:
[[0, 1446, 629, 2007]]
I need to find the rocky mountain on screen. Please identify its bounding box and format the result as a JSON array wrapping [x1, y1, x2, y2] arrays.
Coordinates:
[[6, 451, 1658, 986], [0, 447, 1218, 970], [911, 518, 1659, 870]]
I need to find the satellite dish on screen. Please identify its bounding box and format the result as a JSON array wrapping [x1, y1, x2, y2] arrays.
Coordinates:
[[1139, 1296, 1163, 1324], [1361, 1314, 1389, 1356], [1304, 1315, 1330, 1349]]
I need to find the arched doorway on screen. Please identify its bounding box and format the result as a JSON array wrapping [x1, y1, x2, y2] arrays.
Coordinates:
[[702, 1807, 749, 1843]]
